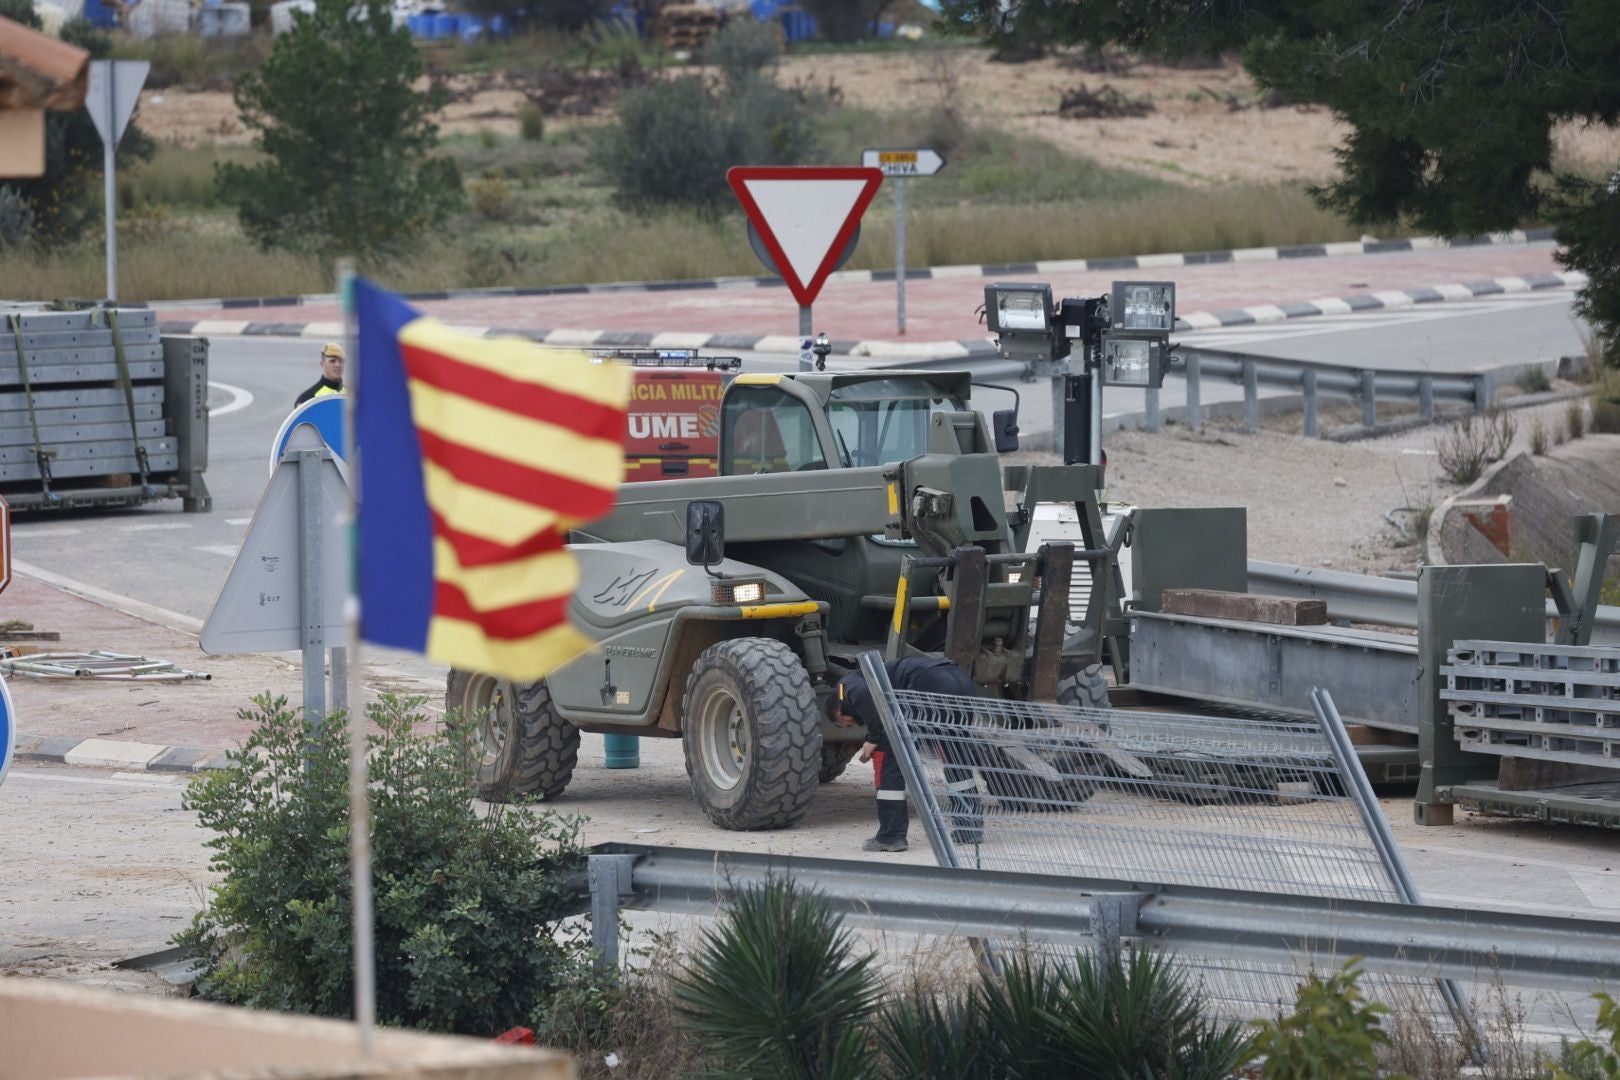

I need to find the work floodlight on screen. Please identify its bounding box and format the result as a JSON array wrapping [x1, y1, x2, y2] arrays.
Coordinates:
[[1109, 280, 1176, 334], [1100, 334, 1166, 387], [985, 283, 1063, 362]]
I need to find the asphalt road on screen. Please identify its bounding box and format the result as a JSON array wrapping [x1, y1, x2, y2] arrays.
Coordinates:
[[6, 288, 1590, 626]]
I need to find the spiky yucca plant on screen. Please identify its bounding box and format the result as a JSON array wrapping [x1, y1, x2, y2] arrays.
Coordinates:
[[672, 878, 880, 1080]]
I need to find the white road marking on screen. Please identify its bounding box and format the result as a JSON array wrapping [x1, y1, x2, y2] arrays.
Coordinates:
[[224, 517, 252, 526], [12, 526, 81, 538], [118, 522, 191, 532], [195, 545, 239, 557], [7, 769, 182, 788], [208, 380, 255, 418]]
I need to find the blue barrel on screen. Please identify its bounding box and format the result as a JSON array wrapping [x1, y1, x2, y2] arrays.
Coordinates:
[[488, 13, 508, 35], [459, 14, 484, 41], [431, 13, 456, 38], [603, 733, 640, 769], [407, 13, 429, 36]]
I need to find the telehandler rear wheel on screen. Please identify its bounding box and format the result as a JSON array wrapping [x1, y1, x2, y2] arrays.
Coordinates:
[[446, 669, 578, 803], [982, 664, 1112, 811], [682, 637, 820, 830], [819, 743, 860, 783]]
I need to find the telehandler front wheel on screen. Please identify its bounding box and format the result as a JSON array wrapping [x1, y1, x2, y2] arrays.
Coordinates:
[[682, 637, 821, 830], [446, 669, 578, 803]]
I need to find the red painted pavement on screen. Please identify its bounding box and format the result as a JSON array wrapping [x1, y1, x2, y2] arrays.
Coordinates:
[[162, 243, 1568, 344]]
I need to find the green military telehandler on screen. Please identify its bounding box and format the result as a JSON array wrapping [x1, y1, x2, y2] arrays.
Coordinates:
[[447, 368, 1125, 829]]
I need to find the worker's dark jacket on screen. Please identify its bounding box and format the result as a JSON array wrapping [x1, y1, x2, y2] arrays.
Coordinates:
[[841, 655, 976, 754], [294, 376, 343, 406]]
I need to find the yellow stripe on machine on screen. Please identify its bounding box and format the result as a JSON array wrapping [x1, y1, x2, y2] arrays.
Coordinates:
[[891, 577, 908, 636], [733, 374, 784, 386], [739, 601, 819, 620], [886, 482, 899, 516]]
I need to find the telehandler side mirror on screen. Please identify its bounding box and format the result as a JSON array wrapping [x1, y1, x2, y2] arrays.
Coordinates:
[[686, 500, 726, 570], [992, 408, 1020, 454]]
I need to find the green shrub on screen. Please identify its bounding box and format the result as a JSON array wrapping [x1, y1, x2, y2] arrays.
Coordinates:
[[1532, 415, 1550, 455], [176, 693, 587, 1035], [1569, 398, 1589, 439], [469, 176, 521, 222], [1591, 372, 1620, 434], [0, 187, 34, 250], [519, 102, 546, 142], [1553, 993, 1620, 1079], [1436, 409, 1517, 485], [1253, 961, 1401, 1080], [595, 21, 817, 210], [673, 878, 879, 1079], [1518, 366, 1552, 394]]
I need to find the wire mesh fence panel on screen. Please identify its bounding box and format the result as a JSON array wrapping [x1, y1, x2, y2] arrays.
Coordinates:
[[880, 686, 1461, 1024]]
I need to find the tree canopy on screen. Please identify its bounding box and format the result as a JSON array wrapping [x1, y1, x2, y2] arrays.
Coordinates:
[[217, 0, 461, 260], [937, 0, 1620, 361]]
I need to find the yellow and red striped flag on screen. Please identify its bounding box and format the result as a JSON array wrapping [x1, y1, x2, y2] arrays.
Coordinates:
[[354, 279, 631, 681]]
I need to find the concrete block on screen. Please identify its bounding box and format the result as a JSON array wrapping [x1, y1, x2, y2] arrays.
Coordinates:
[[149, 745, 225, 773], [21, 735, 81, 763], [63, 738, 164, 770], [1160, 588, 1328, 626], [1455, 495, 1512, 557]]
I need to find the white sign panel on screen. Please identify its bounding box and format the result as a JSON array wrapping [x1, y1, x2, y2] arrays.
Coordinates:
[[86, 60, 149, 149], [738, 177, 870, 291], [201, 427, 350, 655], [861, 148, 947, 178]]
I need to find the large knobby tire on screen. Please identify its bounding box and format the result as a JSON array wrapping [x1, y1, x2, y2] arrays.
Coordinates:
[[819, 743, 860, 783], [446, 669, 578, 803], [682, 638, 820, 830]]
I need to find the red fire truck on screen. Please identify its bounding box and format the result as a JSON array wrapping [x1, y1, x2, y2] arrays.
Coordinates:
[[600, 351, 740, 483]]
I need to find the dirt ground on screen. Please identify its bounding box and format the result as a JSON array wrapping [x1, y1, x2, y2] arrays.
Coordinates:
[[137, 49, 1620, 186]]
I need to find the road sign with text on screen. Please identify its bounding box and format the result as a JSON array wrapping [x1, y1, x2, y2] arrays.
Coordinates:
[[727, 166, 883, 307], [861, 147, 946, 178]]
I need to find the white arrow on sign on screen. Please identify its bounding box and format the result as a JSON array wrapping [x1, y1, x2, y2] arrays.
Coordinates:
[[86, 60, 149, 149], [861, 147, 947, 178]]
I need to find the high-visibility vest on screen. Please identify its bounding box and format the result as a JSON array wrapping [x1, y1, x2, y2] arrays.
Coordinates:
[[313, 384, 344, 398]]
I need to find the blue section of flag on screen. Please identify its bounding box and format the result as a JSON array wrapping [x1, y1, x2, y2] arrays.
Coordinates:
[[355, 279, 434, 653]]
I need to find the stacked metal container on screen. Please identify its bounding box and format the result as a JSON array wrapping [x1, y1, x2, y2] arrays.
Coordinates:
[[0, 305, 209, 512]]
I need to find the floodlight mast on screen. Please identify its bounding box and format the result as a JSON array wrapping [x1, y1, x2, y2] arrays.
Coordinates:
[[986, 280, 1175, 471]]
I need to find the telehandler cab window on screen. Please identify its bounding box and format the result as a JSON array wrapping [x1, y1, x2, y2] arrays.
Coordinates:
[[826, 380, 965, 467], [721, 387, 828, 474]]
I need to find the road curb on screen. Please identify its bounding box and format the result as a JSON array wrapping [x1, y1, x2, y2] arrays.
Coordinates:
[[140, 227, 1556, 314], [14, 731, 230, 773], [158, 269, 1589, 359]]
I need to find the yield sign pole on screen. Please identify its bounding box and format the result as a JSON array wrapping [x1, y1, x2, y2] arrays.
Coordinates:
[[728, 166, 882, 370], [85, 60, 149, 304]]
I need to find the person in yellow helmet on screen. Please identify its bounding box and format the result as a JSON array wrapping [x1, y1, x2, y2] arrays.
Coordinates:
[[294, 343, 345, 406]]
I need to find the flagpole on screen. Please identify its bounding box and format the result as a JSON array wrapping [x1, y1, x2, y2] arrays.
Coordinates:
[[339, 259, 376, 1056]]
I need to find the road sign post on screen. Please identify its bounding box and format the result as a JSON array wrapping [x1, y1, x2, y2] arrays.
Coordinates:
[[728, 166, 882, 369], [86, 60, 149, 304], [861, 149, 946, 336], [0, 495, 10, 598]]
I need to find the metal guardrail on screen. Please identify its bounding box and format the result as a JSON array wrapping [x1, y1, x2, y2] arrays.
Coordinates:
[[585, 843, 1620, 994], [1248, 560, 1620, 646]]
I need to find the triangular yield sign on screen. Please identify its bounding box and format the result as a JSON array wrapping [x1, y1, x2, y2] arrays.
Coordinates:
[[728, 166, 883, 307]]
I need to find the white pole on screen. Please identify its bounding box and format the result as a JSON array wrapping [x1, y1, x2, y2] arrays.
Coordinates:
[[339, 259, 375, 1056], [102, 73, 117, 304]]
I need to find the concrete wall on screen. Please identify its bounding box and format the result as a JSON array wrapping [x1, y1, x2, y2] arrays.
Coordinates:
[[0, 979, 573, 1080]]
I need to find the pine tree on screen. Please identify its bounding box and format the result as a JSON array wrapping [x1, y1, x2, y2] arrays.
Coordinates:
[[938, 0, 1620, 363], [217, 0, 461, 260]]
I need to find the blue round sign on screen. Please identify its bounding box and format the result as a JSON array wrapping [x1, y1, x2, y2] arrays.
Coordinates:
[[0, 673, 14, 787], [269, 396, 346, 476]]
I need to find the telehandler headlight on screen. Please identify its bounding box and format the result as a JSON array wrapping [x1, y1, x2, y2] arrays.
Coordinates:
[[1099, 334, 1166, 388], [712, 579, 769, 605], [1109, 280, 1176, 334]]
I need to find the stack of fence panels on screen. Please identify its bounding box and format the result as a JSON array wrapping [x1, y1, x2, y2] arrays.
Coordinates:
[[0, 307, 179, 501], [1442, 639, 1620, 767]]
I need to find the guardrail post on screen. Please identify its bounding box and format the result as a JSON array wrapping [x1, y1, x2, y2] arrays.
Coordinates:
[[1144, 385, 1161, 432], [1092, 892, 1142, 966], [1418, 375, 1435, 420], [1473, 372, 1492, 413], [1184, 353, 1202, 430], [1242, 359, 1259, 432], [587, 853, 639, 972], [1360, 369, 1377, 429], [1302, 368, 1319, 438]]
